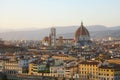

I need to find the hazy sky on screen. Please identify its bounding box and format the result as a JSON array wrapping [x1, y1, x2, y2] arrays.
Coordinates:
[[0, 0, 120, 31]]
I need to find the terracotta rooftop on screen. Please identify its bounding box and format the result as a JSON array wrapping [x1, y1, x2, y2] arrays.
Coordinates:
[[80, 61, 99, 65]]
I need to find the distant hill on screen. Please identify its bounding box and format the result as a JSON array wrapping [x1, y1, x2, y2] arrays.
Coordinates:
[[109, 26, 120, 30], [0, 25, 120, 40]]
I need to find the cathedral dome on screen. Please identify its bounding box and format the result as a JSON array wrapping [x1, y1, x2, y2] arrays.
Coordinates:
[[43, 36, 49, 42], [75, 22, 90, 41]]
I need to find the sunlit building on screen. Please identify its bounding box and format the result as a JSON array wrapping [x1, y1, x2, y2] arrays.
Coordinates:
[[98, 64, 120, 80], [79, 61, 99, 80]]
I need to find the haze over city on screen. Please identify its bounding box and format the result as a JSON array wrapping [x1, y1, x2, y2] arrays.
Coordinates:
[[0, 0, 120, 32]]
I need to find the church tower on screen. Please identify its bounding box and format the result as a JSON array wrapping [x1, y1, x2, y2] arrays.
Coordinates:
[[50, 27, 56, 47]]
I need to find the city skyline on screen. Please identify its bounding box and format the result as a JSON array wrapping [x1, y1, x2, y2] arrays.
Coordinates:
[[0, 0, 120, 31], [0, 1, 120, 79]]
